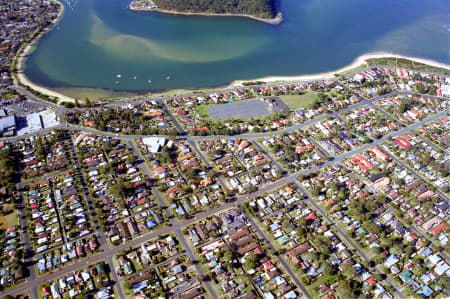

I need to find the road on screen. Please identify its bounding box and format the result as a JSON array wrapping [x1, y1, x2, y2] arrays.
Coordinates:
[[174, 229, 218, 299], [251, 139, 286, 173], [244, 212, 313, 299], [16, 191, 38, 299], [383, 146, 449, 199], [3, 108, 444, 297], [68, 133, 110, 250], [1, 80, 449, 298], [128, 140, 218, 298], [294, 183, 406, 299]]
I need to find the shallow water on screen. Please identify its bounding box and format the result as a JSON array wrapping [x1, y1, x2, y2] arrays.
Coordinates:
[[25, 0, 450, 92]]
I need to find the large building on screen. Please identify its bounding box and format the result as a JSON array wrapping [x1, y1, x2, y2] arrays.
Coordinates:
[[0, 114, 16, 136]]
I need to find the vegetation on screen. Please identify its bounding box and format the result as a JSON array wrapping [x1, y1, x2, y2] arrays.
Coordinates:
[[366, 57, 450, 76], [152, 0, 277, 19], [280, 92, 318, 110], [242, 81, 266, 86], [0, 145, 19, 195]]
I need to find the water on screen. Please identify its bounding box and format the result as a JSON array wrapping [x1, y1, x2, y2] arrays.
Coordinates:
[[25, 0, 449, 92]]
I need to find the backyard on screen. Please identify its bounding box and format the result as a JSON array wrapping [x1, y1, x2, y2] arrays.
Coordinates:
[[0, 205, 18, 230]]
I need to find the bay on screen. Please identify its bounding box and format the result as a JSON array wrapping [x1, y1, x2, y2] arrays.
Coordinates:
[[24, 0, 449, 92]]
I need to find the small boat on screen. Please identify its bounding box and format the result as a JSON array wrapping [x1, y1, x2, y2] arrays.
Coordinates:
[[165, 76, 171, 80], [115, 81, 119, 84], [116, 74, 122, 78], [148, 80, 152, 84], [133, 76, 137, 80]]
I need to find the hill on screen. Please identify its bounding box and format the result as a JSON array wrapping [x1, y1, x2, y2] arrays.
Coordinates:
[[151, 0, 277, 20]]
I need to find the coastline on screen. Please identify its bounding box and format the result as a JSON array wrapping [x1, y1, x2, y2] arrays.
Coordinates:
[[11, 1, 450, 103], [230, 52, 450, 87], [14, 0, 76, 103], [16, 50, 450, 104], [129, 4, 283, 25]]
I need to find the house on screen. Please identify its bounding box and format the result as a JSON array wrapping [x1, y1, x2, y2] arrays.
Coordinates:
[[143, 137, 166, 153], [174, 282, 204, 299], [0, 114, 16, 136], [285, 242, 311, 264], [195, 223, 209, 240], [384, 254, 399, 268], [430, 222, 448, 237], [372, 147, 388, 161], [368, 173, 390, 188], [423, 216, 445, 233], [41, 286, 51, 297]]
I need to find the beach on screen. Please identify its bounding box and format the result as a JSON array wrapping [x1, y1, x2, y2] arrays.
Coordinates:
[[12, 0, 450, 104], [141, 9, 282, 25], [231, 52, 450, 87], [16, 50, 450, 103], [14, 0, 76, 103]]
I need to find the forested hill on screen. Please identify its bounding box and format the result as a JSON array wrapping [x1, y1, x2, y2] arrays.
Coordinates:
[[152, 0, 277, 19]]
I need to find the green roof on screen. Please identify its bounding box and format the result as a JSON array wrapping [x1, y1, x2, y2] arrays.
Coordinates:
[[277, 235, 289, 245], [400, 270, 413, 284]]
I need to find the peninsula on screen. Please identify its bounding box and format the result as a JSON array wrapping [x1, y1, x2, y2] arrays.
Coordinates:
[[129, 0, 282, 24]]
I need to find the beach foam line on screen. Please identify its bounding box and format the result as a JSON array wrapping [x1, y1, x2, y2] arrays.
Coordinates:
[[231, 52, 450, 86]]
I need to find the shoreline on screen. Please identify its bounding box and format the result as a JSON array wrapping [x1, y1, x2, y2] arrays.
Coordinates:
[[129, 3, 283, 25], [230, 52, 450, 86], [16, 51, 450, 104], [11, 2, 450, 103], [14, 0, 76, 103]]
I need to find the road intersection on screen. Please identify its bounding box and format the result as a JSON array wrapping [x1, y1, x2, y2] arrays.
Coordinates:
[[1, 83, 448, 299]]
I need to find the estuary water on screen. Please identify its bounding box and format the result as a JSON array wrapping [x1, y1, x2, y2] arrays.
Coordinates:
[[24, 0, 449, 92]]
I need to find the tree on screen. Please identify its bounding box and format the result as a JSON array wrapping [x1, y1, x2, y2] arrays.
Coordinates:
[[364, 221, 381, 235], [437, 274, 450, 287], [223, 250, 234, 261], [343, 265, 356, 280], [243, 259, 256, 271], [243, 253, 258, 271], [336, 280, 354, 298], [300, 275, 311, 285], [323, 262, 337, 276]]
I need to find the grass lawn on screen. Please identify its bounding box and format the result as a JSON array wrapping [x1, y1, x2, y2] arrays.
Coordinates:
[[0, 206, 18, 230], [280, 92, 318, 110], [195, 104, 219, 121], [338, 64, 368, 76]]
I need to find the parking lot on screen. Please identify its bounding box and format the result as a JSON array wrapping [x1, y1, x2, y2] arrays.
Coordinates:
[[207, 98, 272, 120]]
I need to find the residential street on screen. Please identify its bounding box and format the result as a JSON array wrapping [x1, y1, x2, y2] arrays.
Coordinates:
[[1, 70, 448, 299]]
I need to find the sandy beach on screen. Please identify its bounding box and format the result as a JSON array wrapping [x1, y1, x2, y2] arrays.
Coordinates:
[[153, 9, 282, 25], [15, 0, 76, 103], [13, 1, 450, 104], [231, 52, 450, 87]]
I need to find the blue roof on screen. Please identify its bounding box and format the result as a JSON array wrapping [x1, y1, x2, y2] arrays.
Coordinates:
[[147, 219, 156, 228], [0, 115, 15, 132], [132, 281, 147, 294], [417, 285, 433, 297]]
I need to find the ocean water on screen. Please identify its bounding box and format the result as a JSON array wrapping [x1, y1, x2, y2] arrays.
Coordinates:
[[24, 0, 450, 92]]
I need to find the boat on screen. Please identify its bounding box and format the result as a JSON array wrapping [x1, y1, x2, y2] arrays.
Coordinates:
[[115, 81, 119, 84], [133, 76, 137, 80], [165, 76, 171, 80], [116, 74, 122, 78], [148, 80, 152, 84]]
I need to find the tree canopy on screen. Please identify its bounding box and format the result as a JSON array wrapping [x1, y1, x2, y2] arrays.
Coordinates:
[[152, 0, 277, 19]]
